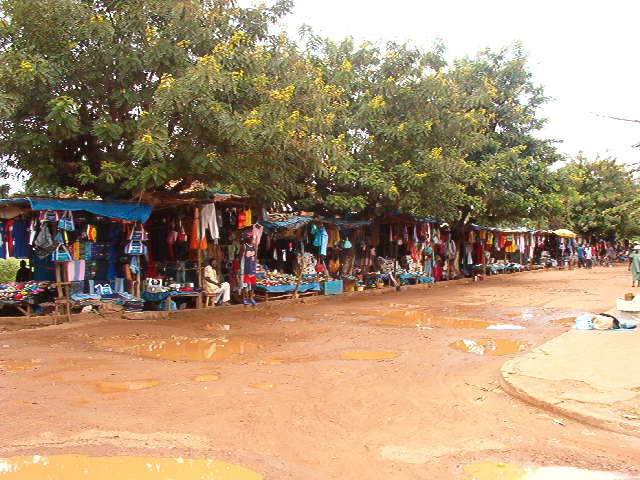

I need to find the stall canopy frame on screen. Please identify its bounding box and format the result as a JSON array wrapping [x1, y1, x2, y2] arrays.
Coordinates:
[[0, 197, 152, 223]]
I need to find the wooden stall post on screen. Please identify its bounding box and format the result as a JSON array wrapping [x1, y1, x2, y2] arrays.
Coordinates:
[[53, 261, 71, 325], [195, 207, 203, 290]]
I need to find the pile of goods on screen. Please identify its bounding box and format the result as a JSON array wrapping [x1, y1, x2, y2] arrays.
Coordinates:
[[257, 271, 314, 287], [0, 281, 53, 304]]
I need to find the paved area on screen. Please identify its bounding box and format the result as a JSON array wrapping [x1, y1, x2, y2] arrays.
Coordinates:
[[502, 327, 640, 437]]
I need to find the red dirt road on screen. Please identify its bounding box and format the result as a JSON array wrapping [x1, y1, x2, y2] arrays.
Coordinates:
[[1, 266, 639, 479]]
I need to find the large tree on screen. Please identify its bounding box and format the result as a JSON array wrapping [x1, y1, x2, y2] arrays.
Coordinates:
[[555, 154, 640, 239], [0, 0, 343, 203]]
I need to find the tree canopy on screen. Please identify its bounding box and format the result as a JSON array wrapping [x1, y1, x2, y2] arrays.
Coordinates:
[[555, 155, 640, 239], [0, 0, 635, 236]]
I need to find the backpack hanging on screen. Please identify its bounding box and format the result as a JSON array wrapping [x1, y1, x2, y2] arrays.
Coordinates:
[[52, 243, 73, 262], [58, 210, 75, 231]]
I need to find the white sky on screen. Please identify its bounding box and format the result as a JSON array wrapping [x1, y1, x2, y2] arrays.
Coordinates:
[[252, 0, 640, 166]]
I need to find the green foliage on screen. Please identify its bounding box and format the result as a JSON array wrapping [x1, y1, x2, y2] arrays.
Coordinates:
[[0, 2, 569, 229], [0, 258, 22, 283], [0, 0, 341, 203], [556, 154, 640, 238]]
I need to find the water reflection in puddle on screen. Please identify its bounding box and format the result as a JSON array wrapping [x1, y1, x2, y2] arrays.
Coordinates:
[[193, 374, 220, 382], [550, 317, 576, 326], [340, 351, 399, 360], [96, 380, 160, 393], [462, 462, 628, 479], [97, 336, 259, 362], [0, 454, 262, 479], [0, 361, 39, 372], [249, 383, 274, 390], [450, 339, 529, 356]]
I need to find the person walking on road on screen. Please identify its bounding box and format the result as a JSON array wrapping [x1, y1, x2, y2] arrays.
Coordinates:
[[629, 245, 640, 287], [584, 244, 593, 269]]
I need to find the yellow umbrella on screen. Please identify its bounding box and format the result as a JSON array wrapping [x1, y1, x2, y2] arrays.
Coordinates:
[[553, 228, 577, 238]]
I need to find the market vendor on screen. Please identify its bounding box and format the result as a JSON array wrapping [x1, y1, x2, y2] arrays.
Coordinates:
[[204, 259, 231, 306], [15, 260, 32, 282]]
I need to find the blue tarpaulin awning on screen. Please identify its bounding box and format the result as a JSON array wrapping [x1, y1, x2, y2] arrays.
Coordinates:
[[0, 198, 152, 223]]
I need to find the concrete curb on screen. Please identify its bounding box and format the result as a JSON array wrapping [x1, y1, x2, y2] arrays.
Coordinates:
[[501, 335, 640, 438]]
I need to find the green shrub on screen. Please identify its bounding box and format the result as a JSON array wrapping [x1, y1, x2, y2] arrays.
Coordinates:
[[0, 258, 24, 283]]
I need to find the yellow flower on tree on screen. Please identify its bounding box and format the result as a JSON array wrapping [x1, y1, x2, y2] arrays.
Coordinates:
[[430, 147, 443, 159], [389, 185, 399, 194], [483, 79, 498, 98], [145, 25, 157, 43], [269, 85, 295, 102], [89, 14, 104, 23], [207, 152, 219, 160], [196, 55, 222, 71], [230, 31, 246, 46], [243, 118, 261, 127], [231, 70, 244, 80], [340, 58, 353, 72], [368, 95, 386, 109], [158, 73, 175, 88], [17, 60, 34, 73], [141, 134, 154, 144], [397, 122, 407, 132]]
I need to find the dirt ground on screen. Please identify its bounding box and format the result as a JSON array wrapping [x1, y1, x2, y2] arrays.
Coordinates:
[[1, 265, 640, 479]]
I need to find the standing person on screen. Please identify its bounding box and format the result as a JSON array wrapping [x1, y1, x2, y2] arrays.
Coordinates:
[[241, 236, 257, 305], [606, 243, 617, 265], [203, 258, 231, 306], [584, 244, 593, 269], [629, 245, 640, 287], [577, 244, 585, 268]]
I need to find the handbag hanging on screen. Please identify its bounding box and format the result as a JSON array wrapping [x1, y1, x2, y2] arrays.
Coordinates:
[[129, 223, 148, 241], [58, 210, 75, 231], [52, 243, 73, 262], [125, 239, 147, 255], [39, 210, 60, 223], [33, 223, 57, 259]]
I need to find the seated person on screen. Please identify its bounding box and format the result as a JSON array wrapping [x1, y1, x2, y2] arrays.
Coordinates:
[[15, 260, 32, 283], [204, 259, 231, 306]]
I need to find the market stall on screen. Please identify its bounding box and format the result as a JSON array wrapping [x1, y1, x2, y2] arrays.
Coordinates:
[[0, 197, 151, 321]]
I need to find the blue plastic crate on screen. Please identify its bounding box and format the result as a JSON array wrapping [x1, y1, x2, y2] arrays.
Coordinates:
[[322, 280, 343, 295]]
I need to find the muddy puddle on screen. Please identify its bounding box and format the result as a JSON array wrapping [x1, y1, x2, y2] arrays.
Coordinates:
[[0, 454, 262, 479], [357, 310, 504, 329], [450, 339, 529, 356], [96, 380, 160, 393], [340, 351, 399, 360], [261, 354, 318, 365], [462, 462, 629, 479], [0, 361, 39, 373], [97, 335, 259, 362]]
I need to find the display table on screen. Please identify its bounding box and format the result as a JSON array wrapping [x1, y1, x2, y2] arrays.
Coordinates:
[[0, 281, 55, 318], [254, 282, 320, 302], [141, 290, 203, 311]]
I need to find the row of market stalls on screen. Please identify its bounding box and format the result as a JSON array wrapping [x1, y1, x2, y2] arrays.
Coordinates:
[[0, 194, 581, 321]]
